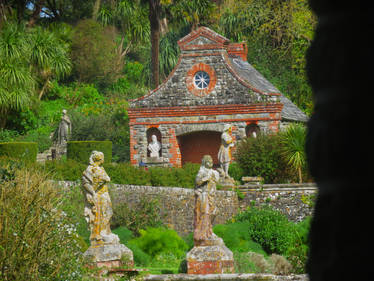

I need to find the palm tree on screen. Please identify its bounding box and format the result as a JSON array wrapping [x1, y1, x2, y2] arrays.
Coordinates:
[[29, 27, 71, 100], [281, 123, 307, 183], [0, 22, 35, 128]]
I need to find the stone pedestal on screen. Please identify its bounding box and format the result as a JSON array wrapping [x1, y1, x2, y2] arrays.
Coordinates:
[[84, 243, 134, 269], [186, 236, 234, 274], [218, 176, 236, 190]]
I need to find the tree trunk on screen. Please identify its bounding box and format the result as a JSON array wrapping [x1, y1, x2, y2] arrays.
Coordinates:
[[0, 109, 8, 129], [92, 0, 101, 19], [149, 0, 160, 89], [39, 78, 50, 100]]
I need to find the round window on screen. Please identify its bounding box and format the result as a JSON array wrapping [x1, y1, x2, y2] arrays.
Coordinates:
[[193, 71, 210, 89]]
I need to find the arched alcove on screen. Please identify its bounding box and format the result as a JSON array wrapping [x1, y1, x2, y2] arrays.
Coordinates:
[[146, 127, 162, 157], [177, 131, 221, 166], [246, 123, 260, 138]]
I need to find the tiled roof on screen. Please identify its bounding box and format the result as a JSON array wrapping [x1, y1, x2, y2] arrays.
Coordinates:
[[229, 57, 309, 122]]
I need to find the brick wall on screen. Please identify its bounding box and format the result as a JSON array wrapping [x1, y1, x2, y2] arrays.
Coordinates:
[[128, 27, 283, 167]]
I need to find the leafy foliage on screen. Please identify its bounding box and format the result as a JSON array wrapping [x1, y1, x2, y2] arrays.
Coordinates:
[[0, 23, 35, 128], [233, 206, 301, 256], [0, 142, 38, 162], [70, 19, 120, 86], [280, 123, 307, 183], [111, 196, 165, 236], [0, 165, 84, 280], [213, 222, 267, 255], [235, 133, 294, 183], [131, 227, 188, 258], [67, 140, 112, 163]]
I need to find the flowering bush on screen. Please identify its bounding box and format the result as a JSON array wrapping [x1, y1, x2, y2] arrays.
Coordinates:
[[0, 164, 84, 280]]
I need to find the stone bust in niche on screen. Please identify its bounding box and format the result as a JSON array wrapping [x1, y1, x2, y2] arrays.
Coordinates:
[[148, 134, 161, 158]]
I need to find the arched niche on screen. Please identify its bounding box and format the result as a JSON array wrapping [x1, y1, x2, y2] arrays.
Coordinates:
[[246, 123, 260, 138], [177, 131, 221, 166], [146, 127, 162, 157]]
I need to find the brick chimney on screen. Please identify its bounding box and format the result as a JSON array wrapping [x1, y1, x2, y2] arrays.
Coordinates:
[[227, 43, 248, 61]]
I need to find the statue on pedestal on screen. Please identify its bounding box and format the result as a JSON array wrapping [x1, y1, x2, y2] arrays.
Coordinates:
[[81, 151, 133, 269], [193, 155, 220, 245], [217, 124, 236, 186], [186, 155, 234, 274], [58, 109, 71, 146]]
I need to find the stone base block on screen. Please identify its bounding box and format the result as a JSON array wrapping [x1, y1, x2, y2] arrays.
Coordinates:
[[187, 260, 234, 274], [84, 243, 134, 269], [186, 244, 234, 274]]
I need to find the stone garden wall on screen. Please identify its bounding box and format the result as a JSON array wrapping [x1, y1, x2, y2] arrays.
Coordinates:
[[144, 273, 309, 281], [238, 183, 317, 222], [110, 184, 239, 237], [60, 181, 316, 236]]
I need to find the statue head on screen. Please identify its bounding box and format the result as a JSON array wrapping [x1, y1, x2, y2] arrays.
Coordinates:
[[89, 151, 104, 166], [62, 109, 67, 115], [151, 135, 157, 143], [201, 155, 213, 169], [223, 124, 232, 133]]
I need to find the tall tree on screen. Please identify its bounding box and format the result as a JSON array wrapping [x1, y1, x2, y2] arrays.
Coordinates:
[[0, 23, 35, 128], [70, 19, 119, 86], [148, 0, 161, 88], [29, 26, 71, 99], [97, 0, 150, 75]]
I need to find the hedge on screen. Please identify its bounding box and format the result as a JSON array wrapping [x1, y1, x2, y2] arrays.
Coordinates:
[[0, 142, 38, 162], [67, 141, 112, 163]]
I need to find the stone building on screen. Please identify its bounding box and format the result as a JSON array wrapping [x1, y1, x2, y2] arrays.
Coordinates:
[[128, 27, 307, 167]]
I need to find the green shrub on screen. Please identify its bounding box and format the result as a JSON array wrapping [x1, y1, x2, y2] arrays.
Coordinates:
[[67, 140, 112, 163], [0, 164, 84, 280], [228, 161, 245, 182], [59, 184, 90, 248], [0, 129, 19, 142], [111, 196, 165, 235], [0, 142, 38, 162], [127, 240, 151, 266], [286, 216, 311, 273], [213, 222, 266, 255], [69, 110, 130, 162], [105, 162, 151, 185], [113, 226, 134, 244], [234, 206, 298, 255], [131, 227, 188, 258], [42, 159, 86, 181], [16, 126, 53, 152], [235, 133, 295, 183]]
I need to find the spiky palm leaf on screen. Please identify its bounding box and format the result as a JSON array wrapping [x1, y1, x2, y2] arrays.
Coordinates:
[[281, 123, 306, 183]]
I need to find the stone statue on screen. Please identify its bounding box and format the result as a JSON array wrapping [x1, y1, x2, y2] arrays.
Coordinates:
[[81, 151, 116, 244], [57, 109, 71, 145], [81, 151, 133, 268], [148, 134, 161, 158], [217, 124, 235, 178], [194, 155, 220, 245], [186, 155, 234, 274]]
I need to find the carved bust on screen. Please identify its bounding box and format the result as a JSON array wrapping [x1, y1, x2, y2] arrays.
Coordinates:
[[148, 134, 161, 158]]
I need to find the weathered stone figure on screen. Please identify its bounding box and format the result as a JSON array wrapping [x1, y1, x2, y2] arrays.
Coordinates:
[[194, 155, 220, 245], [186, 155, 234, 274], [148, 134, 161, 158], [218, 124, 235, 178], [82, 151, 116, 244], [82, 151, 133, 268], [57, 109, 71, 145]]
